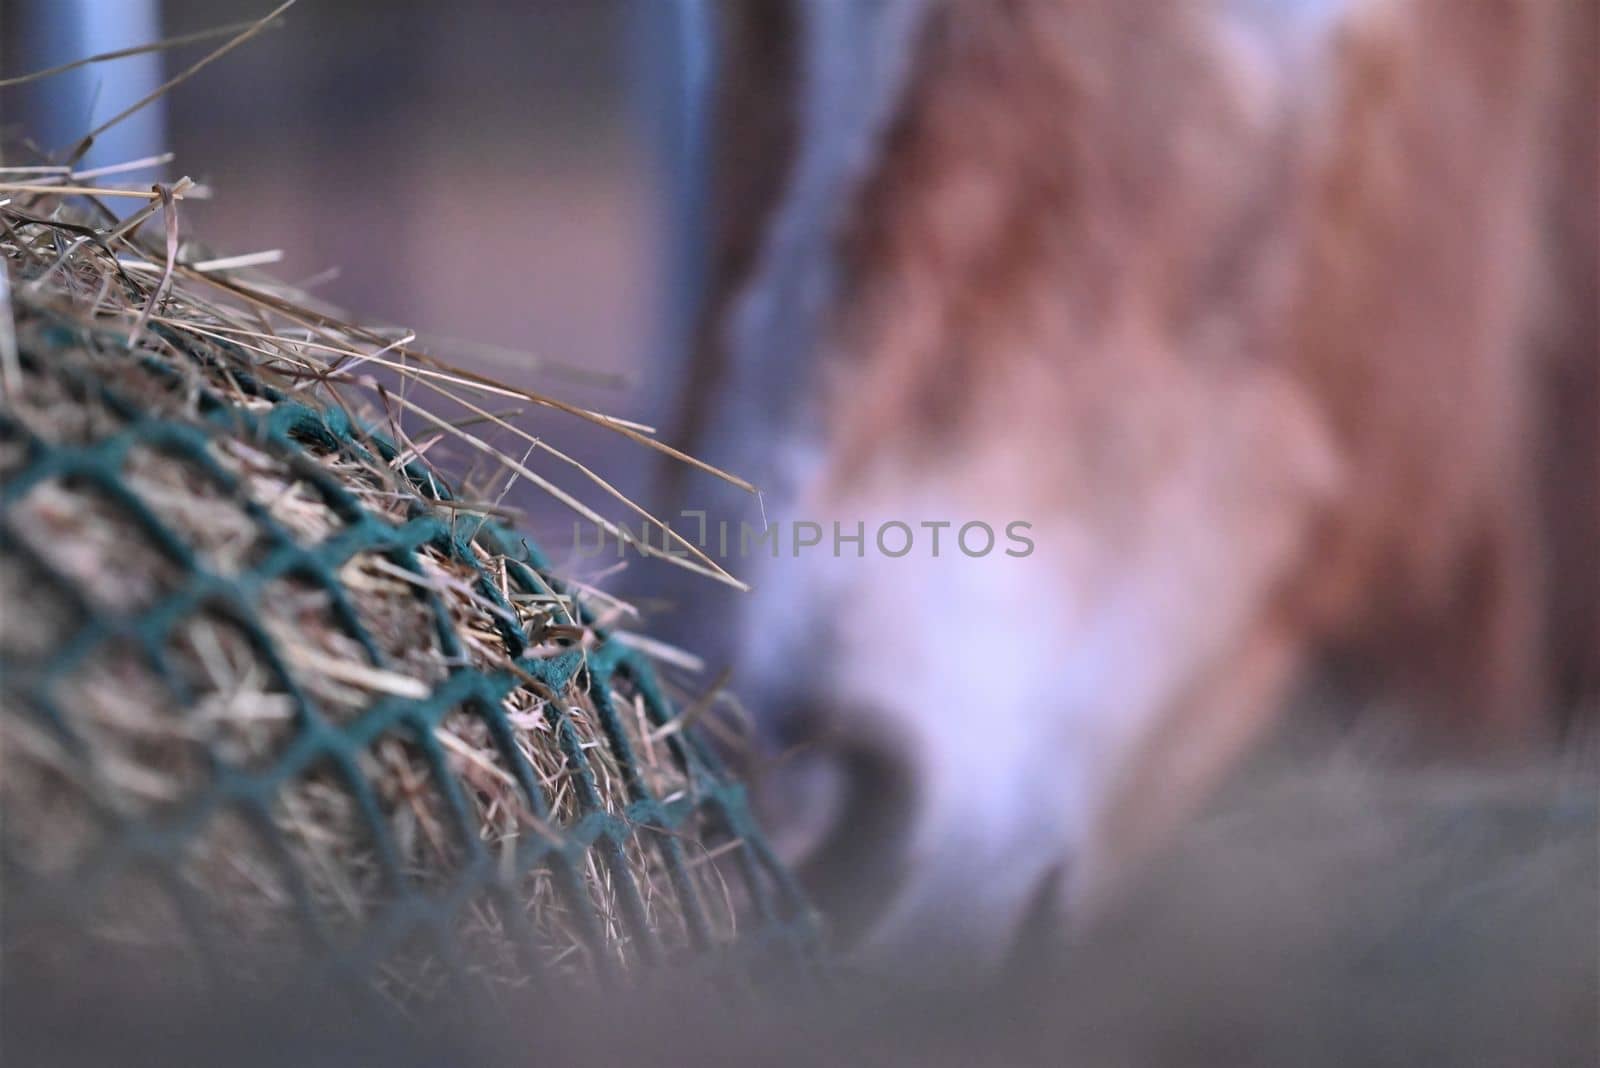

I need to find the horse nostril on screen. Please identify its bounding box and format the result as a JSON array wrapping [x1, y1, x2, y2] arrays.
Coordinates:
[[755, 703, 920, 948], [752, 699, 847, 860], [769, 697, 827, 752]]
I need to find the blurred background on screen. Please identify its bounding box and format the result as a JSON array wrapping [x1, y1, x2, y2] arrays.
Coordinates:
[[3, 0, 711, 592]]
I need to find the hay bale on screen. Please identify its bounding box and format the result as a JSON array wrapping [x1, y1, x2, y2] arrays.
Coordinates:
[[0, 183, 816, 1006]]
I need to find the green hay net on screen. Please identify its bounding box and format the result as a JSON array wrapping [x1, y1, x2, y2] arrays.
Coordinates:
[[0, 295, 820, 1005]]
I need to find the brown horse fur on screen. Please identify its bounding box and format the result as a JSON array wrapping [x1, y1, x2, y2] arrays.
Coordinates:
[[677, 0, 1596, 967]]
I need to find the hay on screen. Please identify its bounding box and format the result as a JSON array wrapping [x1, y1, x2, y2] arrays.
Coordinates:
[[0, 90, 811, 1000]]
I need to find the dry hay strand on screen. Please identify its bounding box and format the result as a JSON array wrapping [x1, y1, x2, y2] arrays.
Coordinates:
[[0, 159, 813, 1004]]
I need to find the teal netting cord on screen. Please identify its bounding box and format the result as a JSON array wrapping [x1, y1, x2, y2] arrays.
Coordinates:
[[0, 308, 824, 997]]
